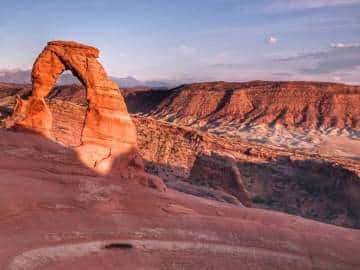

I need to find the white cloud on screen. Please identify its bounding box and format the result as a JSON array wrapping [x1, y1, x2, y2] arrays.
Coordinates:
[[267, 36, 278, 44], [274, 43, 360, 75], [330, 43, 360, 48], [332, 76, 342, 81], [269, 0, 360, 11], [176, 44, 196, 55], [214, 52, 228, 60]]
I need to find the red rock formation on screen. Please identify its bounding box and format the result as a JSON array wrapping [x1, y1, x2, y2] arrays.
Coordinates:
[[132, 116, 360, 228], [1, 82, 359, 227], [189, 152, 252, 206], [1, 80, 360, 268], [0, 129, 359, 269], [5, 41, 166, 191], [141, 81, 360, 130]]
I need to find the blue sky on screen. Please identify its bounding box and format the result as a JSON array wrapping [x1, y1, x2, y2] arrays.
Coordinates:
[[0, 0, 359, 83]]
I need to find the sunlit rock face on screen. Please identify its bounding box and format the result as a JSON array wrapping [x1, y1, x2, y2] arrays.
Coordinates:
[[6, 40, 166, 191]]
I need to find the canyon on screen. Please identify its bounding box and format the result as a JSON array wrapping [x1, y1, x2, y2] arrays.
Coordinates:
[[0, 41, 360, 269], [126, 81, 360, 154], [125, 81, 360, 228], [1, 80, 360, 228]]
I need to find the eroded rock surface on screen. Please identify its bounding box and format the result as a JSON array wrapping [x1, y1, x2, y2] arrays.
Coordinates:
[[0, 129, 359, 270], [1, 82, 359, 227], [140, 81, 360, 131], [134, 116, 360, 228], [189, 152, 252, 207], [5, 41, 166, 190], [125, 82, 360, 154], [0, 81, 360, 268]]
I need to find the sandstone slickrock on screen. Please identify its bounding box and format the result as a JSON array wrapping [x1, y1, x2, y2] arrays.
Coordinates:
[[0, 80, 360, 268], [5, 41, 166, 190], [0, 129, 360, 269]]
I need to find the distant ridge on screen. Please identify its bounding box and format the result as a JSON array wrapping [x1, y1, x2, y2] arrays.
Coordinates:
[[0, 69, 176, 88], [126, 81, 360, 132]]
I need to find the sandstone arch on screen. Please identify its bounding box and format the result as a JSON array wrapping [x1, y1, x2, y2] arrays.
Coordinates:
[[7, 41, 166, 191], [21, 41, 134, 145]]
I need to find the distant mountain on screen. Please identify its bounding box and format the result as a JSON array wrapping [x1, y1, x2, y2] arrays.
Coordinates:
[[0, 69, 31, 84], [111, 76, 176, 89], [0, 69, 83, 85], [0, 69, 176, 89]]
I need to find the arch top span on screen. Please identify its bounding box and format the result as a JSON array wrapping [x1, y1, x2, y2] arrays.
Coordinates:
[[31, 40, 106, 93], [47, 40, 99, 57]]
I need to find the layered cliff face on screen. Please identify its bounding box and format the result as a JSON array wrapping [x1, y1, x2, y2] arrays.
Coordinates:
[[133, 116, 360, 228], [127, 82, 360, 227], [125, 82, 360, 153], [144, 81, 360, 130], [1, 82, 360, 228], [9, 80, 359, 135]]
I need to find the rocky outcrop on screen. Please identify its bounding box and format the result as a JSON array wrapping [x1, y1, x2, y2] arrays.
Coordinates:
[[189, 152, 252, 206], [5, 41, 166, 191], [124, 88, 173, 114], [132, 81, 360, 131], [0, 129, 360, 270], [133, 116, 360, 228], [1, 46, 360, 269], [1, 82, 360, 227]]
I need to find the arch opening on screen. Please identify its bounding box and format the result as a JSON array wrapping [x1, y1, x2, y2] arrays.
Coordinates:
[[46, 69, 88, 147], [47, 69, 87, 107]]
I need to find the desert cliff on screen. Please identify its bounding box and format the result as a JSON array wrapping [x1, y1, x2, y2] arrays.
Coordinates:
[[0, 42, 359, 269]]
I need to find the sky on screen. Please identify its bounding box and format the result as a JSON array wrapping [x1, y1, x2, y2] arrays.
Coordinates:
[[0, 0, 359, 84]]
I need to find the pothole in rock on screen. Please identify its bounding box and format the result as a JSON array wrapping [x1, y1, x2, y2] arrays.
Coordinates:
[[103, 242, 134, 250]]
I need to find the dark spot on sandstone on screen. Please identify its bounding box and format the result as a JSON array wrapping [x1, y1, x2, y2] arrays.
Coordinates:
[[104, 242, 134, 250]]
